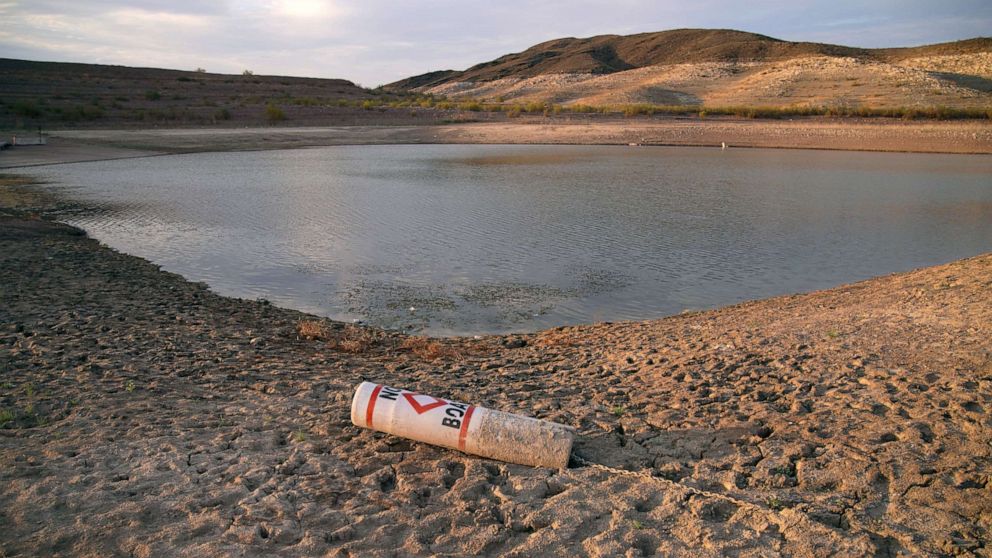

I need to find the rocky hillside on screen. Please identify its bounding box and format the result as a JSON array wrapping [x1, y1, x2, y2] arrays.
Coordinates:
[[0, 59, 385, 129], [389, 29, 992, 110]]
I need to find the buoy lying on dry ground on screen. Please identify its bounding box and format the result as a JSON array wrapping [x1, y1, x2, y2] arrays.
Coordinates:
[[351, 381, 575, 469]]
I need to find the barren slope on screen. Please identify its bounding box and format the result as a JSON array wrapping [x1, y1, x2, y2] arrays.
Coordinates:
[[0, 59, 387, 129], [393, 30, 992, 110]]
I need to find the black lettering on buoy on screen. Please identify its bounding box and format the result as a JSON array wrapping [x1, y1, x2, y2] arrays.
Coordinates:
[[441, 417, 461, 429], [380, 386, 401, 401]]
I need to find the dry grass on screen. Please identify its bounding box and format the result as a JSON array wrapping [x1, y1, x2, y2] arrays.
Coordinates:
[[296, 319, 331, 340], [331, 327, 381, 354], [297, 320, 381, 353], [399, 337, 461, 361]]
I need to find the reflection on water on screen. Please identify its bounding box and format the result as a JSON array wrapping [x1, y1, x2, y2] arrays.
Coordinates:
[[29, 144, 992, 335]]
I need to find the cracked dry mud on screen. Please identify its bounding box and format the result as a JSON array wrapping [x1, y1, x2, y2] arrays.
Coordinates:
[[1, 195, 990, 556]]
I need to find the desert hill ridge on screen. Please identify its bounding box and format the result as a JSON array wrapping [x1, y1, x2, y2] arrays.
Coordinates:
[[0, 58, 406, 128], [388, 29, 992, 110]]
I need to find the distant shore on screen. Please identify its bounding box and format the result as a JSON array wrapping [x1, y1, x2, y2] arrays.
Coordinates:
[[1, 117, 990, 169]]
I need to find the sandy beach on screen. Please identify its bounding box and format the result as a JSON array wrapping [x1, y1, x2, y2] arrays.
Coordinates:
[[2, 161, 990, 557]]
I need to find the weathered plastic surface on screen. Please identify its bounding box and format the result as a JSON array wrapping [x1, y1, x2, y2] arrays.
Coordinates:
[[350, 381, 575, 469]]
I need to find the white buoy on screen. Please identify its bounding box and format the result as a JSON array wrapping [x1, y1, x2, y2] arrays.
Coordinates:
[[350, 381, 575, 469], [721, 142, 727, 150]]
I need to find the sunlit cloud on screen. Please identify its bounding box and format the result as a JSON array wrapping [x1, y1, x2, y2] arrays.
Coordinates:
[[272, 0, 340, 19]]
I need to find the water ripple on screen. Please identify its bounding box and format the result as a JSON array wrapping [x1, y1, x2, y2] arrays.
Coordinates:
[[26, 144, 992, 335]]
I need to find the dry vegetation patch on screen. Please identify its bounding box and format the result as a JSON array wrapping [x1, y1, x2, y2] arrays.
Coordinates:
[[296, 320, 383, 353], [331, 326, 382, 354], [399, 336, 462, 361], [296, 319, 331, 340]]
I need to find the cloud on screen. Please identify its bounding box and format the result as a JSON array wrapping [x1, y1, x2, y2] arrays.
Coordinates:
[[271, 0, 342, 19], [0, 0, 988, 85]]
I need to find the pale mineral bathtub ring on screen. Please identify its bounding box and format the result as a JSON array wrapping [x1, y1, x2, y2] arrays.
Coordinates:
[[350, 381, 575, 469]]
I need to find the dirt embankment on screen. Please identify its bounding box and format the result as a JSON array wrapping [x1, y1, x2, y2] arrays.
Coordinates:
[[1, 117, 989, 171], [1, 172, 990, 557]]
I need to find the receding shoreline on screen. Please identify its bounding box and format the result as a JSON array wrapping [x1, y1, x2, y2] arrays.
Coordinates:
[[2, 118, 991, 169], [2, 165, 991, 556]]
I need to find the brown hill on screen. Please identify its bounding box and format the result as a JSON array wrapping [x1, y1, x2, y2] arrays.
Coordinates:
[[388, 29, 992, 110], [0, 59, 392, 129]]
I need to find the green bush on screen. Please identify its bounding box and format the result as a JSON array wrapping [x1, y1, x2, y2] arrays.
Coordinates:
[[11, 100, 42, 118], [145, 90, 161, 101], [523, 101, 545, 113], [265, 103, 286, 122]]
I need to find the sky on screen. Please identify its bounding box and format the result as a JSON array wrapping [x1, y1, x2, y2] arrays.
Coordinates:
[[1, 0, 989, 87]]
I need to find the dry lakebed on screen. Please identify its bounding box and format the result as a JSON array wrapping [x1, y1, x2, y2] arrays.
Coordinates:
[[1, 135, 991, 557]]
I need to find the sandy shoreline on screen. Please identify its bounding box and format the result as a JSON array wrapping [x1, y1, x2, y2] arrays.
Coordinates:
[[1, 118, 991, 169], [2, 171, 990, 556]]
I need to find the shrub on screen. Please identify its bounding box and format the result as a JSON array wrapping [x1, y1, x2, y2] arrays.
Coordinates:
[[59, 104, 104, 121], [265, 103, 286, 122], [242, 69, 254, 76], [215, 108, 231, 120], [297, 319, 330, 340], [145, 90, 161, 101], [11, 100, 42, 118], [523, 101, 545, 113]]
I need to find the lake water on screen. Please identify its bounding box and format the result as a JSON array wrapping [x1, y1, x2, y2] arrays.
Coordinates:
[[31, 144, 992, 335]]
